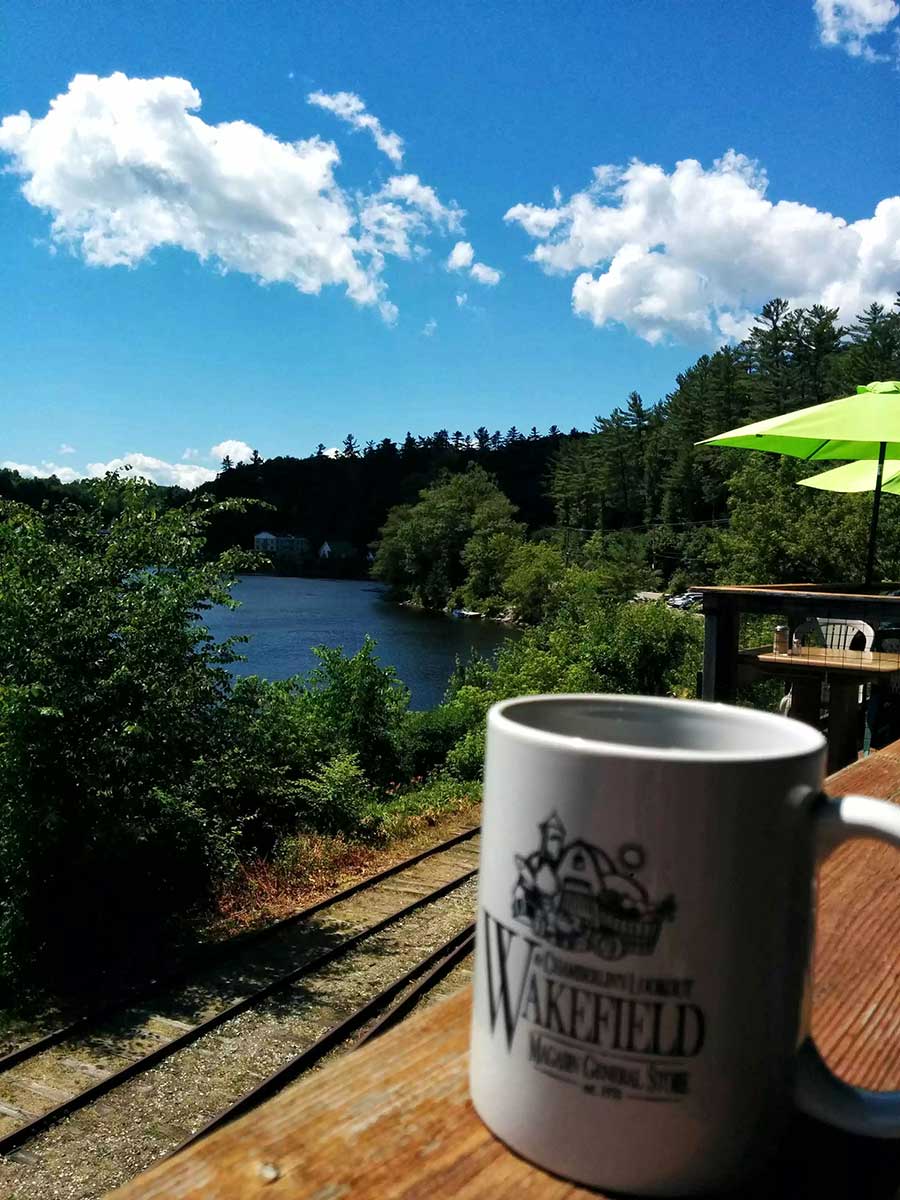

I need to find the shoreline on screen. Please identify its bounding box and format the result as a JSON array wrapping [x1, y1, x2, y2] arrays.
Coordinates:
[[398, 597, 522, 628]]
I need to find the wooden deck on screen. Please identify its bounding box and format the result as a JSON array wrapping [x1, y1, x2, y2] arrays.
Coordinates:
[[110, 743, 900, 1199], [752, 646, 900, 676]]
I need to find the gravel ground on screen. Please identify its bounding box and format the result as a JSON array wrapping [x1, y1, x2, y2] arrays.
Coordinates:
[[0, 864, 479, 1200]]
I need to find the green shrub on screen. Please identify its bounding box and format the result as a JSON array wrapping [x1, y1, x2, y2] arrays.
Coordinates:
[[590, 602, 703, 697], [444, 726, 487, 781], [0, 478, 255, 986], [192, 641, 410, 848], [297, 753, 380, 836], [378, 777, 482, 840], [302, 639, 409, 788], [502, 542, 566, 624], [459, 528, 524, 613], [432, 595, 704, 780], [396, 704, 474, 780]]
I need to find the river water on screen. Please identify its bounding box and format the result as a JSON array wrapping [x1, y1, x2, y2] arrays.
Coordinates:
[[201, 575, 516, 709]]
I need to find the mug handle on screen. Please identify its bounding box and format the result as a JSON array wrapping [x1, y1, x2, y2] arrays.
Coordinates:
[[794, 793, 900, 1136]]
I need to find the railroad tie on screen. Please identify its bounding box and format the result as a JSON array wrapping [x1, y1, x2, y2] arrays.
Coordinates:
[[59, 1058, 113, 1081], [0, 1100, 34, 1121]]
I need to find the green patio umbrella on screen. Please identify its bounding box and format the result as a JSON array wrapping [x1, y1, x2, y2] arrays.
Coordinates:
[[799, 458, 900, 497], [699, 380, 900, 586]]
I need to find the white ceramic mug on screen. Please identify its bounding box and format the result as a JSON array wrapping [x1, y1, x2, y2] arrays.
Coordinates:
[[469, 694, 900, 1196]]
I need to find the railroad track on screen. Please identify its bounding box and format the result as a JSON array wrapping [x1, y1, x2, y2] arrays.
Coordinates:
[[171, 920, 476, 1156], [0, 826, 480, 1197]]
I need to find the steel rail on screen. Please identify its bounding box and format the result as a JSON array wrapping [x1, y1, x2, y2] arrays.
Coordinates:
[[0, 825, 479, 1075], [170, 922, 476, 1155], [355, 930, 475, 1047], [0, 867, 478, 1155]]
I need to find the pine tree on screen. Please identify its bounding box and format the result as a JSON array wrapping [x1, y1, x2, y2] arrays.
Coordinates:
[[747, 298, 795, 416], [342, 434, 359, 458], [836, 299, 900, 388], [549, 438, 604, 533], [790, 305, 843, 408]]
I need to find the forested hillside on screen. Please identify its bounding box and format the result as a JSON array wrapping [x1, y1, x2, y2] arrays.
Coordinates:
[[5, 296, 899, 590], [198, 426, 570, 569], [201, 296, 900, 585]]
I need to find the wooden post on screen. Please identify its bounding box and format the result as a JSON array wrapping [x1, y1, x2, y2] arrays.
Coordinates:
[[701, 597, 740, 703], [826, 680, 862, 774]]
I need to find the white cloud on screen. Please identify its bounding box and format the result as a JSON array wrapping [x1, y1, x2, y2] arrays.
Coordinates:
[[58, 443, 75, 454], [422, 318, 437, 336], [85, 453, 217, 488], [0, 73, 464, 324], [356, 176, 462, 302], [456, 292, 468, 307], [447, 241, 474, 270], [470, 261, 502, 286], [4, 437, 263, 490], [505, 150, 900, 345], [2, 459, 81, 483], [308, 90, 404, 164], [379, 175, 463, 230], [211, 439, 254, 464], [446, 239, 502, 287], [814, 0, 899, 60]]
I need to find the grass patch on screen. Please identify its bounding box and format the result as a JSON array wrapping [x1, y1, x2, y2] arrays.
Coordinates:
[[211, 778, 481, 935]]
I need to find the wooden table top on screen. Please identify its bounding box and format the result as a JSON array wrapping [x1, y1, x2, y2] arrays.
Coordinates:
[[750, 646, 900, 676], [110, 744, 900, 1200]]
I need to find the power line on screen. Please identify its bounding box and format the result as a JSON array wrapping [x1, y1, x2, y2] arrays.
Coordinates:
[[558, 517, 731, 534]]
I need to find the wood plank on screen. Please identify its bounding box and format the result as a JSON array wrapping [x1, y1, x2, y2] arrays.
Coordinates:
[[109, 744, 900, 1200], [696, 586, 900, 621], [695, 586, 900, 602], [754, 647, 900, 676], [814, 742, 900, 1091]]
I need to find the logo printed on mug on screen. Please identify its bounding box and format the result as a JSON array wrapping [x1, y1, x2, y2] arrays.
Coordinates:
[[480, 814, 700, 1103]]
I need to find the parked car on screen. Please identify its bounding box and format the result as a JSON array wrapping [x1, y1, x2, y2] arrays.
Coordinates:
[[666, 590, 703, 611]]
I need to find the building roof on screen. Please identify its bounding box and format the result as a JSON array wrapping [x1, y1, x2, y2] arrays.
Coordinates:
[[255, 531, 277, 539]]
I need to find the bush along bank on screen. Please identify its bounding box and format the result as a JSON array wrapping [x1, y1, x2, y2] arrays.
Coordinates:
[[0, 475, 702, 997]]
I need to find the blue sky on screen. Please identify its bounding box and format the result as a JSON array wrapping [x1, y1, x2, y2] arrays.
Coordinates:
[[1, 0, 898, 486]]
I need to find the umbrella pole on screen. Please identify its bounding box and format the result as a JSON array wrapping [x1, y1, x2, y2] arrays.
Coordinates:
[[864, 441, 887, 587]]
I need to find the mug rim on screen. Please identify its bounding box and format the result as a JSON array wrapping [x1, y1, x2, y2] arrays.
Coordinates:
[[489, 693, 826, 764]]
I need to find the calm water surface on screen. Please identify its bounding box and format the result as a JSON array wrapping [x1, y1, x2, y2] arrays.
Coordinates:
[[202, 576, 517, 709]]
